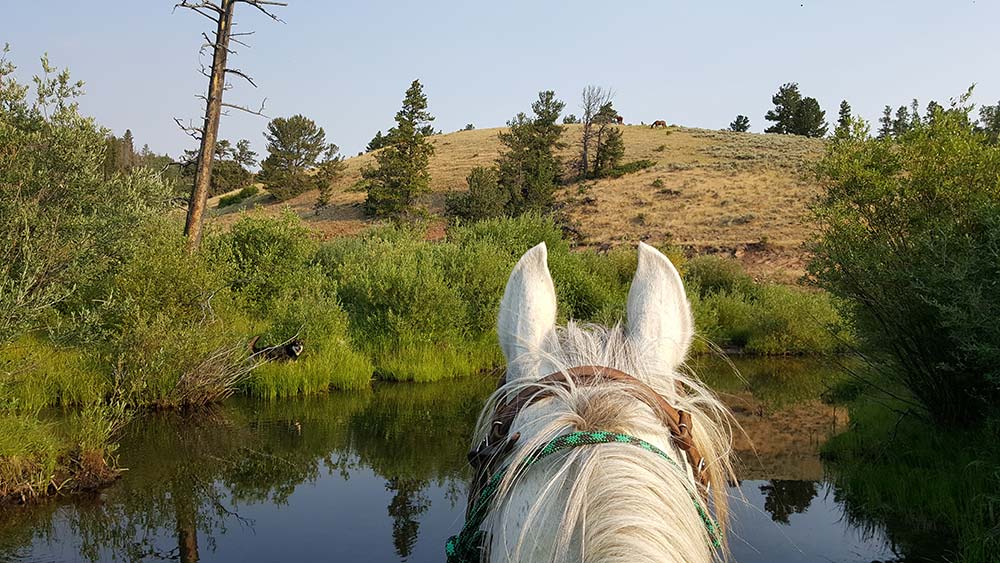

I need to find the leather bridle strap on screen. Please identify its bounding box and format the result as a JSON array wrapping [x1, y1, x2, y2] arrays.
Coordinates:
[[472, 365, 708, 491]]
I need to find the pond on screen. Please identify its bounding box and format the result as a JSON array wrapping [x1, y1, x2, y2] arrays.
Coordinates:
[[0, 358, 924, 562]]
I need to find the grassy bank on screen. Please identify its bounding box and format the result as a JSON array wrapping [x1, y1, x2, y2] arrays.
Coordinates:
[[822, 396, 999, 562]]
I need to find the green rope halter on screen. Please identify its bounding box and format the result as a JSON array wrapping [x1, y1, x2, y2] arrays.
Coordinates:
[[445, 430, 722, 563]]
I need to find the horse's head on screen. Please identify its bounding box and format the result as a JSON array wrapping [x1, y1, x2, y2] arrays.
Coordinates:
[[497, 241, 692, 385], [452, 242, 733, 563]]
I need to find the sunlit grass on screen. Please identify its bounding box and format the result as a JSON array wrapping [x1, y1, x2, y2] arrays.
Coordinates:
[[243, 340, 374, 398], [0, 335, 106, 412], [371, 337, 502, 383]]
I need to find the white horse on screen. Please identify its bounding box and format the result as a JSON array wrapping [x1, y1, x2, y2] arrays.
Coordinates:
[[449, 242, 735, 563]]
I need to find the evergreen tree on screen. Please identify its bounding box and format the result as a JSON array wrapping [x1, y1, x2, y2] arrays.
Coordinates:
[[120, 129, 136, 170], [563, 114, 580, 124], [791, 97, 828, 137], [834, 100, 852, 136], [417, 124, 437, 137], [892, 105, 911, 137], [361, 79, 435, 218], [977, 100, 1000, 144], [878, 105, 894, 138], [496, 91, 565, 212], [462, 123, 475, 131], [909, 99, 922, 129], [729, 115, 750, 132], [925, 100, 943, 125], [764, 83, 802, 134], [258, 115, 342, 201], [593, 127, 625, 177], [366, 130, 388, 152], [590, 102, 624, 177]]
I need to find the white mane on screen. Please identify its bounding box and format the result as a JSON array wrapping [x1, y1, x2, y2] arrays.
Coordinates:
[[473, 242, 736, 563]]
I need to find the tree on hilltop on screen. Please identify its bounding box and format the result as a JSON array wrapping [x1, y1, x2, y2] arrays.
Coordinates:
[[729, 115, 750, 132], [834, 100, 852, 137], [258, 114, 344, 202], [361, 79, 435, 219], [764, 83, 827, 137]]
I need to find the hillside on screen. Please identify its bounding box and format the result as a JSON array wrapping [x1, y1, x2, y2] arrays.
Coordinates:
[[208, 124, 825, 281]]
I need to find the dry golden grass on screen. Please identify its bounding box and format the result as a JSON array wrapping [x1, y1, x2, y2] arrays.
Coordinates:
[[206, 124, 825, 280]]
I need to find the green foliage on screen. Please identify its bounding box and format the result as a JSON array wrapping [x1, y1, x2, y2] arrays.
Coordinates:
[[823, 398, 1000, 562], [810, 98, 1000, 425], [977, 100, 1000, 144], [603, 159, 656, 178], [181, 138, 257, 197], [685, 255, 753, 297], [210, 211, 322, 313], [444, 166, 508, 221], [764, 82, 827, 137], [0, 335, 105, 412], [217, 185, 259, 208], [834, 100, 852, 137], [593, 126, 625, 177], [0, 50, 171, 344], [495, 91, 566, 213], [96, 219, 249, 408], [729, 115, 750, 132], [258, 115, 342, 202], [462, 123, 475, 131], [362, 80, 435, 219], [448, 91, 566, 221], [562, 114, 579, 124], [366, 129, 389, 152]]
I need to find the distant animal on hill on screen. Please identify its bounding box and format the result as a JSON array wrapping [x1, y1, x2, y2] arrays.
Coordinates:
[[651, 120, 668, 129], [615, 115, 624, 125], [249, 336, 304, 362]]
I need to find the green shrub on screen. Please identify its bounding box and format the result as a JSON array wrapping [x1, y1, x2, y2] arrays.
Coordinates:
[[0, 53, 170, 343], [684, 255, 753, 297], [447, 213, 568, 258], [210, 211, 324, 313], [605, 159, 656, 178], [211, 160, 254, 198], [217, 185, 259, 208], [445, 166, 509, 221], [743, 285, 848, 354], [811, 103, 1000, 424], [96, 220, 250, 407]]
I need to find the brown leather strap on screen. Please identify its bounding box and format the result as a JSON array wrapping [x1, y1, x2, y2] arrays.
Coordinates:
[[470, 366, 708, 495]]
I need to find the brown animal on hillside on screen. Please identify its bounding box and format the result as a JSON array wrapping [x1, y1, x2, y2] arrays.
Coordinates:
[[651, 120, 667, 129], [615, 115, 624, 125]]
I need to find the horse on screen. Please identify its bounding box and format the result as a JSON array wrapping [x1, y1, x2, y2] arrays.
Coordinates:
[[615, 115, 624, 125], [651, 120, 668, 129], [447, 243, 735, 563]]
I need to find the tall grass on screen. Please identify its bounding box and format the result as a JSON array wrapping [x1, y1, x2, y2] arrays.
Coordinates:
[[823, 397, 1000, 562]]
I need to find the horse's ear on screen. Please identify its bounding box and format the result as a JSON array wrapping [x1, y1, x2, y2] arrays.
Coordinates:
[[497, 243, 557, 381], [627, 242, 693, 377]]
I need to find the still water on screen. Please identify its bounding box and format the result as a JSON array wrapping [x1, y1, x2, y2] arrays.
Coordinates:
[[1, 359, 914, 562]]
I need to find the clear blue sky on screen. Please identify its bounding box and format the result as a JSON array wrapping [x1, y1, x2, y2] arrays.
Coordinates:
[[5, 1, 997, 159]]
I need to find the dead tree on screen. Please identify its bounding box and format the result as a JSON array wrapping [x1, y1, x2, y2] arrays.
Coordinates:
[[174, 0, 286, 251], [577, 86, 614, 180]]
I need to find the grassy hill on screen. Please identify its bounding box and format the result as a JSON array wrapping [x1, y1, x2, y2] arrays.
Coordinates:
[[208, 124, 825, 281]]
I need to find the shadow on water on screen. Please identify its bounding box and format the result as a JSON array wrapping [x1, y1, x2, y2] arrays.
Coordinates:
[[0, 359, 943, 562]]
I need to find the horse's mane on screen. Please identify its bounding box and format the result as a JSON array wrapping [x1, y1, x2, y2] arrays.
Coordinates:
[[472, 321, 736, 563]]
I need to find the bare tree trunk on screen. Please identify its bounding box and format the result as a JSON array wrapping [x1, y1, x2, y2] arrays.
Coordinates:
[[184, 0, 235, 252], [578, 86, 613, 180]]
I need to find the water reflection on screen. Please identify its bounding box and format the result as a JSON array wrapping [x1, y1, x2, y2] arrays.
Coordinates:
[[0, 359, 923, 562]]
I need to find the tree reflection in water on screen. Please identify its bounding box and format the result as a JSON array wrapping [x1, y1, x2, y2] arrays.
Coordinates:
[[759, 480, 819, 524]]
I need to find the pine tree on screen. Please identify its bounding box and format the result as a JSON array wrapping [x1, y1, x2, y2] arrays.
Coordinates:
[[764, 83, 802, 134], [258, 115, 340, 201], [791, 97, 828, 137], [593, 127, 625, 177], [361, 80, 435, 218], [367, 130, 388, 152], [909, 99, 922, 129], [563, 114, 579, 124], [979, 100, 1000, 144], [496, 90, 565, 212], [834, 100, 852, 136], [925, 100, 943, 125], [878, 105, 894, 138], [729, 115, 750, 132], [120, 129, 136, 170], [892, 105, 911, 137]]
